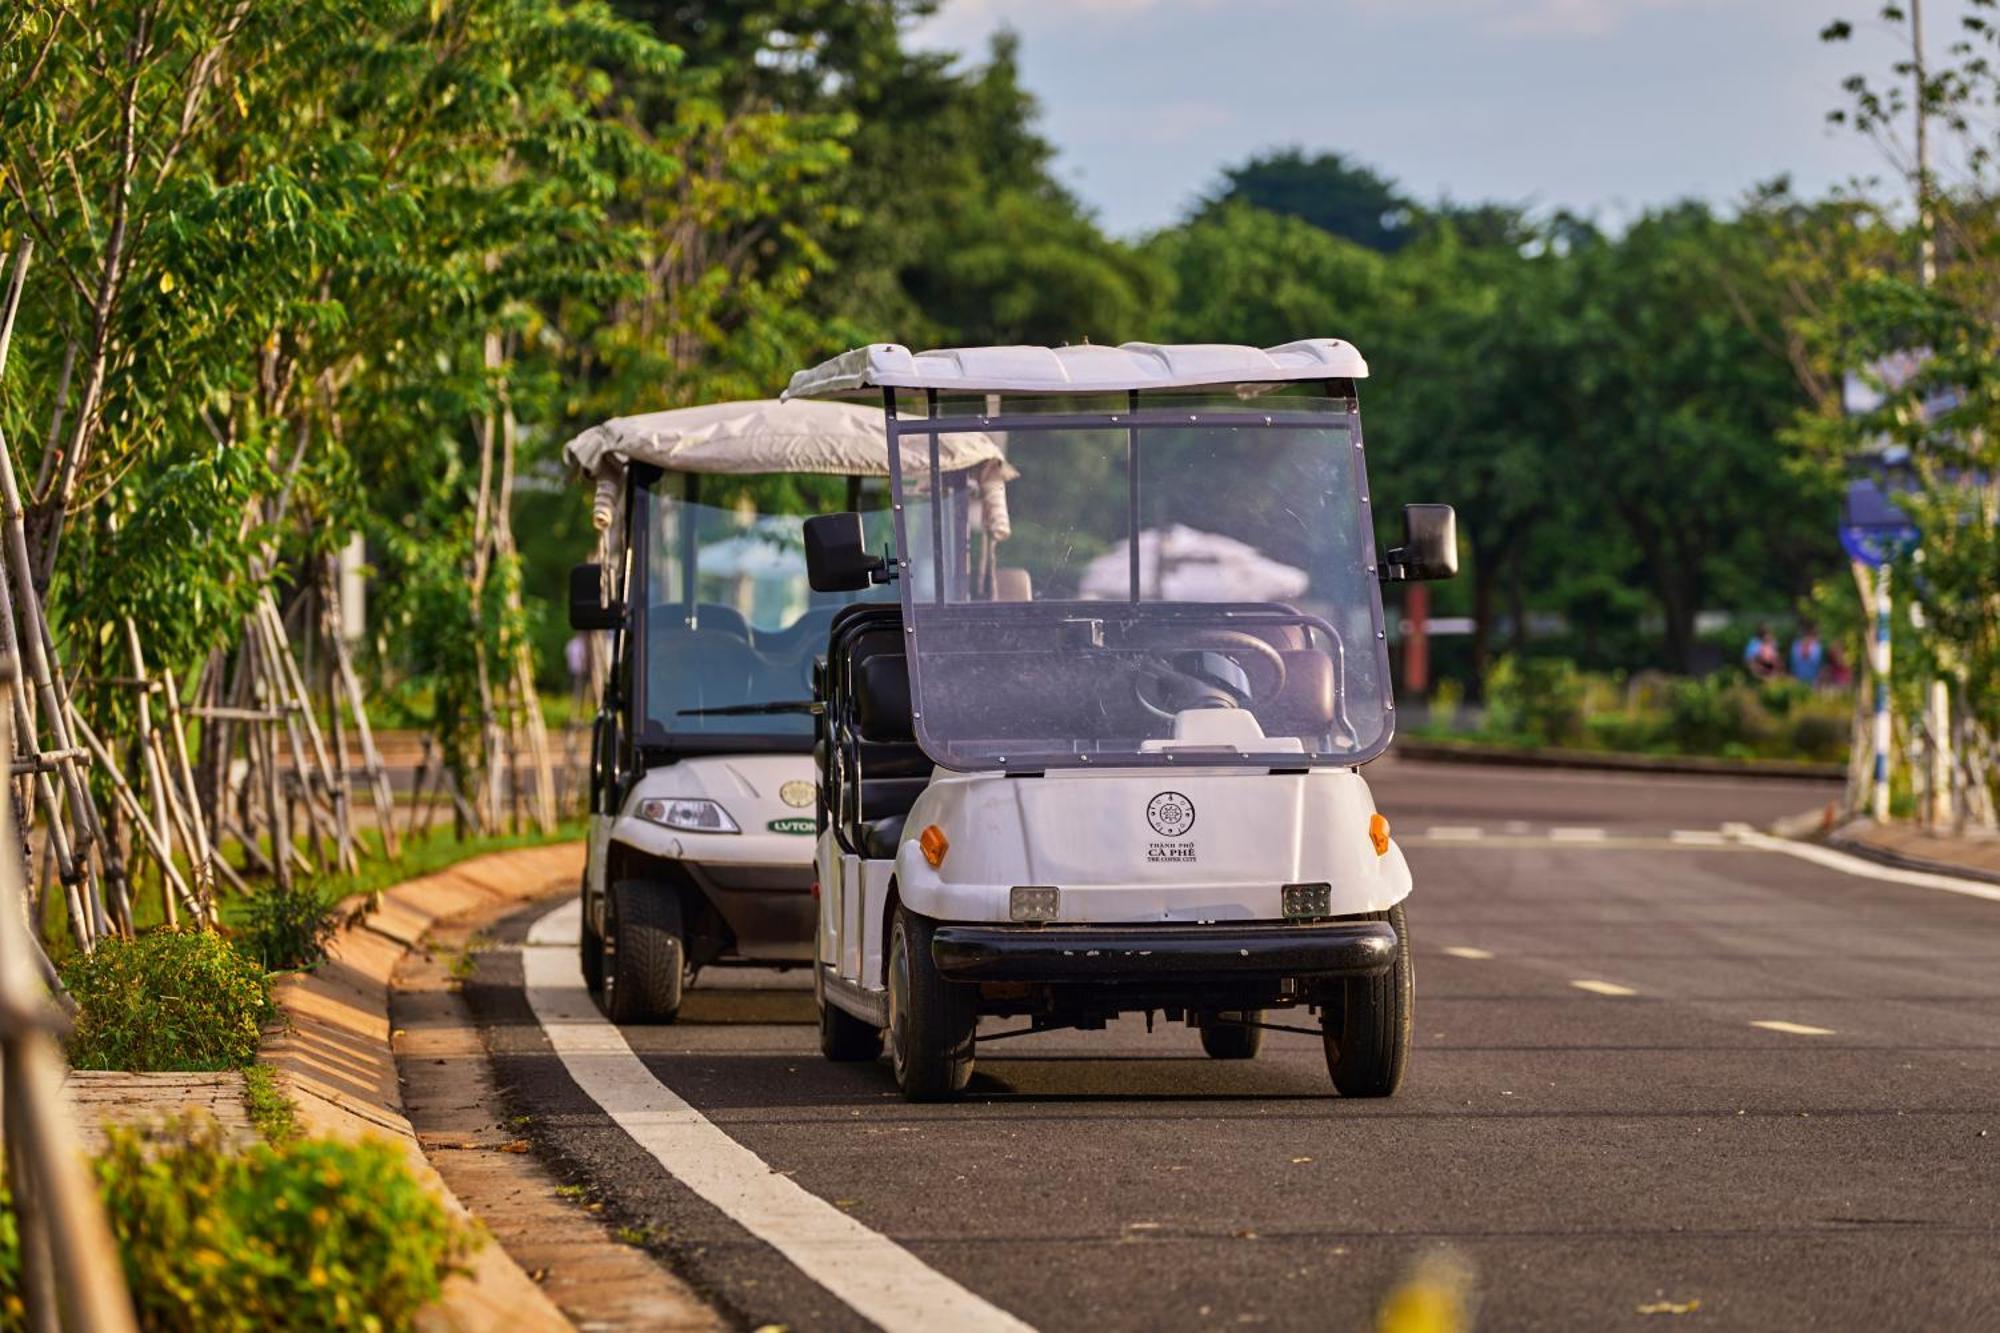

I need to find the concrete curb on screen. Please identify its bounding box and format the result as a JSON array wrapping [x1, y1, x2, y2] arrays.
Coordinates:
[[1820, 824, 2000, 888], [261, 843, 586, 1333], [1396, 738, 1844, 782]]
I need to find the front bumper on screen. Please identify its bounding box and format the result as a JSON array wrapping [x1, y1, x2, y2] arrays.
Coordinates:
[[929, 920, 1397, 985]]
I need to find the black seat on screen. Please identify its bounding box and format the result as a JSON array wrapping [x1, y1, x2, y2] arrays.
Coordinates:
[[822, 604, 929, 857], [862, 812, 907, 859], [646, 626, 760, 725]]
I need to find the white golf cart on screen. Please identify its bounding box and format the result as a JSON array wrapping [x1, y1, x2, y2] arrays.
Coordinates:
[[563, 399, 1008, 1021], [790, 341, 1456, 1099]]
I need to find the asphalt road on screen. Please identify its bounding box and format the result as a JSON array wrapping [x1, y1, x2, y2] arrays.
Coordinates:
[[463, 758, 2000, 1332]]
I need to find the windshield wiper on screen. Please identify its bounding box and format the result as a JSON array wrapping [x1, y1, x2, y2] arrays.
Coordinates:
[[676, 700, 821, 717]]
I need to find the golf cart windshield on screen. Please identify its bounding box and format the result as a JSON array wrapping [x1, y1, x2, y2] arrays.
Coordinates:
[[889, 391, 1393, 772], [636, 473, 895, 749]]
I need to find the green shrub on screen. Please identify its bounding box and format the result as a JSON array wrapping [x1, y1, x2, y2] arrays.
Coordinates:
[[95, 1117, 474, 1332], [1485, 655, 1588, 746], [1665, 675, 1778, 754], [241, 1064, 299, 1144], [0, 1176, 20, 1332], [241, 878, 338, 972], [1754, 676, 1814, 719], [1428, 676, 1464, 725], [63, 930, 274, 1072], [1789, 709, 1851, 761]]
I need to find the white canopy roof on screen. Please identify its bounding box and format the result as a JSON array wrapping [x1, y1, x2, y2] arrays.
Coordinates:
[[560, 398, 1005, 480], [783, 339, 1368, 399]]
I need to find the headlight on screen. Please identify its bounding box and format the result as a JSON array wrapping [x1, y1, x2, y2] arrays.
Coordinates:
[[638, 797, 740, 834]]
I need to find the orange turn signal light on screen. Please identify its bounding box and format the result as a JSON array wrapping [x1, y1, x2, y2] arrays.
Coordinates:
[[1368, 813, 1391, 857], [920, 824, 950, 868]]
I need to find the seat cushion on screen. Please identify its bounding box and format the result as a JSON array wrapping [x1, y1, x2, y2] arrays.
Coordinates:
[[862, 813, 907, 860]]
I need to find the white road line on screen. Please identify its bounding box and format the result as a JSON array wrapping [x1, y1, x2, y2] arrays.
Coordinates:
[[1750, 1019, 1836, 1036], [1569, 979, 1638, 997], [1425, 826, 1485, 840], [1442, 946, 1495, 960], [522, 899, 1034, 1333], [1730, 828, 2000, 905], [1669, 829, 1730, 846], [1548, 827, 1608, 842]]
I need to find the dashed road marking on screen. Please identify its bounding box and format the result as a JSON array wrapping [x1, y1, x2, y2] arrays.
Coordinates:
[[1570, 979, 1638, 997], [1442, 946, 1495, 960], [1669, 829, 1730, 846], [1425, 825, 1485, 840], [1751, 1019, 1836, 1036], [1549, 826, 1609, 842], [522, 899, 1034, 1333]]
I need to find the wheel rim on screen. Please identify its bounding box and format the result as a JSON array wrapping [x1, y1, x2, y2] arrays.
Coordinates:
[[887, 925, 911, 1079]]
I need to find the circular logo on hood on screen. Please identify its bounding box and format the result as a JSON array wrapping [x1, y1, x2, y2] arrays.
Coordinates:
[[779, 780, 815, 809], [1147, 791, 1195, 838]]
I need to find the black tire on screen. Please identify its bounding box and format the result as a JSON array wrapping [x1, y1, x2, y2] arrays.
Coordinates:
[[816, 926, 883, 1062], [1322, 902, 1412, 1097], [601, 879, 685, 1024], [1200, 1010, 1265, 1060], [886, 906, 977, 1100], [580, 884, 605, 994]]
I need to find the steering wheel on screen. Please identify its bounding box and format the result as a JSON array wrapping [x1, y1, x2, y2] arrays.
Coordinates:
[[1130, 630, 1288, 721]]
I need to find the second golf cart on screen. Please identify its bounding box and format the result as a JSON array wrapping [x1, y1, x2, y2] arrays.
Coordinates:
[[792, 340, 1456, 1099], [563, 398, 1007, 1021]]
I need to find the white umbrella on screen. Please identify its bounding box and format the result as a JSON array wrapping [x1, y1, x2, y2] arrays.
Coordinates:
[[1079, 525, 1309, 602], [698, 528, 806, 579]]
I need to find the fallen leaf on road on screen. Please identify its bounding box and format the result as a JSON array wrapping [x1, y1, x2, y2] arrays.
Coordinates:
[[1636, 1298, 1700, 1315], [498, 1139, 531, 1153], [1291, 1156, 1313, 1164]]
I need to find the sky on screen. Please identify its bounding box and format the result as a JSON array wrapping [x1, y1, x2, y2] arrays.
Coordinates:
[[911, 0, 1909, 237]]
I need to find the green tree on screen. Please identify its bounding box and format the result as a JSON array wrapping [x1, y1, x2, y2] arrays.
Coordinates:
[[1198, 148, 1416, 253], [1556, 204, 1833, 671], [1799, 2, 2000, 806]]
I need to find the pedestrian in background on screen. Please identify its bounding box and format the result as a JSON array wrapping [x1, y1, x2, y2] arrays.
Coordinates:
[[1744, 624, 1781, 680], [1789, 623, 1823, 687]]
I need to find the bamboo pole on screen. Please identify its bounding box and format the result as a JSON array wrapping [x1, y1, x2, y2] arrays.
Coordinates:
[[120, 618, 176, 926], [248, 603, 332, 864], [246, 637, 292, 891], [468, 332, 505, 833], [322, 555, 399, 858], [0, 666, 140, 1333], [0, 433, 107, 897], [72, 715, 201, 923], [261, 590, 351, 870], [158, 666, 218, 899], [0, 251, 102, 948], [0, 508, 89, 947]]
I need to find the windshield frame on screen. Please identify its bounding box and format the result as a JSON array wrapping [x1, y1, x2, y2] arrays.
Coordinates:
[[627, 462, 892, 760], [880, 385, 1395, 774]]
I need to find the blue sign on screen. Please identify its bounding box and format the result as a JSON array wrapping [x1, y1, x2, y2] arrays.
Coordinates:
[[1838, 478, 1919, 569]]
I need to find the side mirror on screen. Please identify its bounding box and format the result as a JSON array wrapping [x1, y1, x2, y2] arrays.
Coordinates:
[[804, 513, 887, 592], [568, 562, 623, 631], [1381, 504, 1457, 582]]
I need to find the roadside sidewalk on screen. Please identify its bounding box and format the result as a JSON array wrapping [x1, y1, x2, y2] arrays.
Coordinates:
[[263, 843, 587, 1332], [1396, 737, 1843, 782], [1825, 818, 2000, 886]]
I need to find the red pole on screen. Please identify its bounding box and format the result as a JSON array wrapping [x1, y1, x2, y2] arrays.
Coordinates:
[[1403, 583, 1430, 696]]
